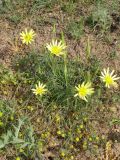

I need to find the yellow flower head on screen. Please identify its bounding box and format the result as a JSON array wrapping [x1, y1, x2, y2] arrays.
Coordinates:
[[61, 151, 65, 157], [16, 157, 21, 160], [32, 82, 47, 96], [0, 112, 3, 117], [20, 28, 36, 45], [75, 137, 80, 142], [46, 39, 66, 56], [74, 82, 94, 102], [100, 68, 119, 88]]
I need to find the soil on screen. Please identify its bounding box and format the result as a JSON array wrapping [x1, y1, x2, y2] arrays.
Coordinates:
[[0, 1, 120, 160]]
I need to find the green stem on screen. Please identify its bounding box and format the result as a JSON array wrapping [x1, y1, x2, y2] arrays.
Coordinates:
[[64, 53, 68, 87], [75, 98, 78, 110], [37, 96, 43, 107], [49, 53, 56, 76]]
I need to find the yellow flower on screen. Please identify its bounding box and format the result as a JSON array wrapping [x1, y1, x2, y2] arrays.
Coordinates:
[[70, 156, 74, 160], [74, 82, 94, 102], [46, 39, 66, 56], [75, 137, 80, 142], [20, 28, 36, 45], [61, 133, 66, 138], [55, 114, 60, 122], [100, 68, 119, 88], [32, 82, 47, 96], [89, 137, 92, 141], [57, 130, 61, 135], [69, 144, 74, 149], [10, 115, 14, 121], [27, 105, 34, 111], [96, 136, 99, 141], [19, 148, 24, 153], [61, 151, 65, 157], [80, 124, 84, 129], [0, 112, 3, 117], [0, 121, 3, 126], [16, 157, 21, 160], [106, 141, 112, 151]]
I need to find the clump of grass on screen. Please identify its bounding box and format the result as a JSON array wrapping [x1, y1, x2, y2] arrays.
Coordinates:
[[13, 52, 101, 107], [61, 0, 77, 15], [0, 0, 26, 13], [66, 18, 84, 39], [86, 3, 112, 34], [0, 98, 38, 159], [8, 13, 23, 24], [0, 64, 17, 85], [30, 0, 57, 14]]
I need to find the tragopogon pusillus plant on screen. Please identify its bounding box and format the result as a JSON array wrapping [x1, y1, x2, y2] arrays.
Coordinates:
[[100, 68, 119, 88], [32, 82, 47, 96], [46, 39, 66, 57], [20, 28, 36, 45], [46, 39, 67, 81], [74, 82, 94, 102]]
